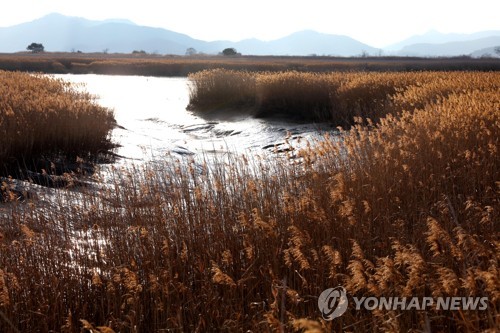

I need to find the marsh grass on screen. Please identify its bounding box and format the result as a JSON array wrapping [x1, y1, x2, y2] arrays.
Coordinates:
[[189, 70, 499, 125], [0, 71, 498, 332], [0, 53, 499, 76], [187, 69, 256, 111], [0, 71, 115, 177]]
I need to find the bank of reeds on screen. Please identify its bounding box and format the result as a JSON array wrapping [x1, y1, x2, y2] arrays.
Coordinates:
[[0, 71, 115, 174], [0, 71, 498, 332], [187, 69, 256, 111], [189, 69, 500, 126], [1, 53, 499, 76]]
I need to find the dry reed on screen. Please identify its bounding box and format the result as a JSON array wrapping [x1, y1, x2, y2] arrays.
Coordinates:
[[189, 70, 499, 126], [0, 70, 115, 175], [0, 71, 498, 332], [0, 53, 499, 76]]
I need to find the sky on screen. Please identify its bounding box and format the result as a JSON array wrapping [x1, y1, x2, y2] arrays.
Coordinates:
[[1, 0, 499, 47]]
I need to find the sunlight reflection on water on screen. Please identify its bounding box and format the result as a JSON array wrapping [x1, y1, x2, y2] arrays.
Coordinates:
[[55, 74, 334, 164]]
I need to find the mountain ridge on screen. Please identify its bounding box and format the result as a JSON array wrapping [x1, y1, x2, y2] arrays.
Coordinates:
[[397, 36, 500, 57], [0, 13, 499, 57], [385, 29, 500, 50]]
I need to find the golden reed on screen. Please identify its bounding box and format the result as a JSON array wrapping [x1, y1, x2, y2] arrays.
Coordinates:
[[0, 71, 498, 332]]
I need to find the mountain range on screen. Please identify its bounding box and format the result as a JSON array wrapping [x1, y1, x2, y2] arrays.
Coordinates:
[[0, 13, 499, 57]]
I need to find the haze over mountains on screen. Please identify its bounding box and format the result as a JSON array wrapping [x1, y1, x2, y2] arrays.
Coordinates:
[[0, 13, 499, 57]]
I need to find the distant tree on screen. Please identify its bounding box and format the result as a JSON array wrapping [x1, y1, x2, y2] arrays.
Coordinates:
[[495, 46, 500, 56], [132, 50, 147, 55], [222, 47, 238, 56], [185, 47, 197, 56], [27, 43, 44, 53], [103, 48, 109, 54]]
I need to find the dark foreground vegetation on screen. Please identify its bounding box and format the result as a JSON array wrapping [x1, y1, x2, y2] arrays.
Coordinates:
[[0, 69, 499, 332], [0, 52, 499, 76]]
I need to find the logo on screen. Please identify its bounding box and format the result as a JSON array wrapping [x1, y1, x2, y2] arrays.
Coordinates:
[[318, 286, 348, 320], [318, 286, 489, 320]]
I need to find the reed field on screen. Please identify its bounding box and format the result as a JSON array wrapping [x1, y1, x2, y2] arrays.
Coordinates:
[[188, 69, 499, 125], [0, 70, 499, 332], [0, 70, 115, 177], [0, 52, 499, 76]]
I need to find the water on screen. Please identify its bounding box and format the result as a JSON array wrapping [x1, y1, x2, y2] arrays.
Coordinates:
[[55, 74, 335, 163], [1, 74, 336, 218]]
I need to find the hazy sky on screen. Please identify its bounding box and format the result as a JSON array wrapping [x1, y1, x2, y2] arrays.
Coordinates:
[[1, 0, 499, 47]]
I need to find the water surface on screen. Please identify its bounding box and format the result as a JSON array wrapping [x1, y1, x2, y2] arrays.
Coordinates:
[[57, 74, 335, 163]]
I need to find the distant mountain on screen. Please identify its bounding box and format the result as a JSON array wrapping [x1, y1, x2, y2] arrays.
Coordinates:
[[471, 46, 500, 58], [396, 36, 500, 57], [0, 14, 498, 57], [0, 13, 205, 54], [235, 30, 379, 56], [0, 13, 377, 56], [385, 30, 500, 51]]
